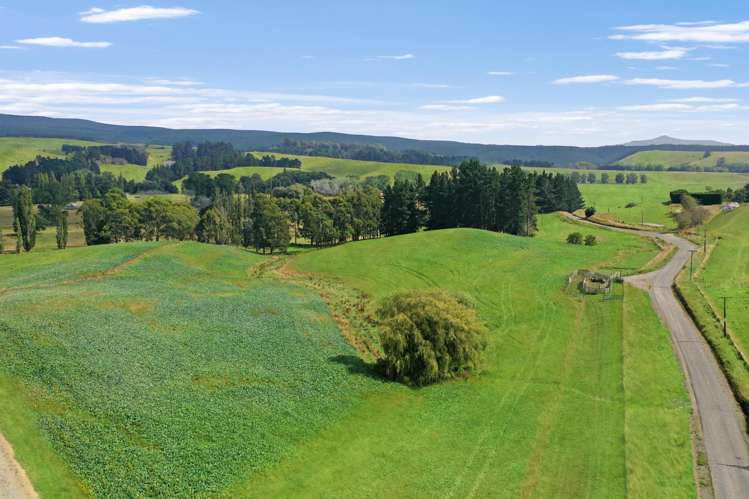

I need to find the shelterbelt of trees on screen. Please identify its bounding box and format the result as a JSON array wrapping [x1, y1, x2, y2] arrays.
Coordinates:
[[3, 157, 586, 256]]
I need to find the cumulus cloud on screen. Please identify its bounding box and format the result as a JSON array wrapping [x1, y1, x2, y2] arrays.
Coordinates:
[[80, 6, 199, 23], [616, 48, 689, 60], [553, 75, 619, 84], [612, 20, 749, 43], [16, 37, 110, 48], [624, 78, 736, 89]]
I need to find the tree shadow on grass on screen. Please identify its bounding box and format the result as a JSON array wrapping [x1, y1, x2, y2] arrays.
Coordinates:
[[328, 354, 388, 382]]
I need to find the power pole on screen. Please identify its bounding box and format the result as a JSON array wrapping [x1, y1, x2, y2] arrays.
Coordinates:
[[704, 227, 708, 254], [721, 296, 728, 337], [689, 249, 697, 280]]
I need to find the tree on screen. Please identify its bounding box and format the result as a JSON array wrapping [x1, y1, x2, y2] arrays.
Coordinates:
[[55, 207, 68, 250], [139, 197, 170, 241], [615, 173, 625, 184], [567, 232, 583, 244], [80, 199, 110, 245], [377, 290, 488, 386], [587, 173, 596, 184], [251, 194, 290, 253], [640, 174, 648, 184], [675, 194, 709, 229], [164, 204, 199, 241], [12, 186, 36, 252], [196, 205, 232, 245], [584, 235, 597, 246], [601, 173, 609, 184], [585, 207, 596, 218]]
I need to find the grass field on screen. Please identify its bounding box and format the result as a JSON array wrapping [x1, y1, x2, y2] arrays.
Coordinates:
[[0, 214, 696, 497], [0, 138, 101, 173], [617, 150, 749, 169], [551, 169, 747, 229], [239, 215, 694, 497], [201, 152, 453, 182], [690, 206, 749, 362]]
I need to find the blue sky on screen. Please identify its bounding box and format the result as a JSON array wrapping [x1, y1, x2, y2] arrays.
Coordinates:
[[1, 1, 748, 145]]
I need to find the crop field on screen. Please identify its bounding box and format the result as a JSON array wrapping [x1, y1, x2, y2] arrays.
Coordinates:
[[98, 145, 172, 182], [0, 214, 696, 497], [239, 215, 694, 497], [0, 242, 385, 497], [0, 137, 101, 173], [617, 150, 749, 169]]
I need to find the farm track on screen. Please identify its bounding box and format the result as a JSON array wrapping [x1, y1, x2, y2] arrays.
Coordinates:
[[0, 435, 37, 499], [565, 213, 749, 499]]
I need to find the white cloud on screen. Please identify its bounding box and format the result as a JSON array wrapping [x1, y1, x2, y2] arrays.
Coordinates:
[[3, 72, 748, 146], [616, 48, 689, 60], [553, 74, 619, 84], [656, 66, 678, 70], [0, 45, 23, 50], [624, 78, 736, 89], [16, 37, 110, 48], [709, 63, 730, 68], [670, 96, 739, 103], [420, 104, 475, 111], [374, 54, 415, 60], [488, 71, 514, 76], [146, 79, 204, 86], [447, 95, 505, 104], [619, 102, 741, 112], [612, 20, 749, 43], [80, 6, 199, 23]]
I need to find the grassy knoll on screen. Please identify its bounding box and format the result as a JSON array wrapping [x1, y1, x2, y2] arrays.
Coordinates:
[[99, 145, 172, 182], [617, 150, 749, 169], [0, 137, 100, 172], [0, 242, 382, 497], [237, 215, 694, 497]]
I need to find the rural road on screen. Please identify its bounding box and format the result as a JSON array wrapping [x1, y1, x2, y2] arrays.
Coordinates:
[[0, 434, 37, 499], [566, 213, 749, 498]]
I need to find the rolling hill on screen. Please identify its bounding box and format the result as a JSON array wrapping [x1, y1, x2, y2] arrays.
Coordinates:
[[3, 113, 749, 166]]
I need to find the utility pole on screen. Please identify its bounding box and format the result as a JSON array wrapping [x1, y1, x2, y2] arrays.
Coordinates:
[[704, 227, 708, 254], [689, 249, 698, 280]]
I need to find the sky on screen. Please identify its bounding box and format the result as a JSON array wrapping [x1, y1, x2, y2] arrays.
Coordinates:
[[1, 1, 749, 146]]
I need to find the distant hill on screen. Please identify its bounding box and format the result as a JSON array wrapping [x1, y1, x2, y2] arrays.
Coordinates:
[[2, 113, 749, 167], [622, 135, 733, 147]]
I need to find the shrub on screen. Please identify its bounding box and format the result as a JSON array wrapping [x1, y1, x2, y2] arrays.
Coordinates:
[[584, 235, 597, 246], [584, 207, 596, 218], [567, 232, 583, 245], [377, 290, 488, 386], [625, 202, 637, 209]]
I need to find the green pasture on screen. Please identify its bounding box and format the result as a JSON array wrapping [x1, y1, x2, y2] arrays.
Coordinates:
[[0, 214, 696, 497], [240, 215, 694, 497], [617, 150, 749, 169], [0, 137, 100, 173]]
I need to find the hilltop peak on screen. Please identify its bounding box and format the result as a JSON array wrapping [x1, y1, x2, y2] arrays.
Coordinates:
[[622, 135, 734, 147]]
